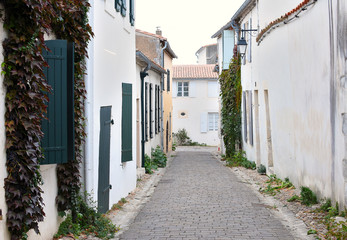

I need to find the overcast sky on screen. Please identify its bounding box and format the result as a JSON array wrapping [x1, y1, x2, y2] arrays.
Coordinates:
[[135, 0, 245, 65]]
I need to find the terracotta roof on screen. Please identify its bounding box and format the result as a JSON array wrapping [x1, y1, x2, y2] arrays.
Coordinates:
[[173, 65, 219, 79], [136, 29, 167, 41]]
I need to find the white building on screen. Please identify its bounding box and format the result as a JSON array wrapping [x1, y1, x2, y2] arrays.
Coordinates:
[[136, 50, 167, 174], [233, 0, 347, 207], [195, 44, 218, 65], [84, 0, 137, 214], [172, 65, 220, 146]]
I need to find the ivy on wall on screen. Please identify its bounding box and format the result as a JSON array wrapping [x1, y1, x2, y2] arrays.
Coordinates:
[[0, 0, 92, 239], [219, 46, 242, 158]]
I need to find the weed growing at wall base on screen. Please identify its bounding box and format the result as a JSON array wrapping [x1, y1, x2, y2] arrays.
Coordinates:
[[226, 151, 256, 169]]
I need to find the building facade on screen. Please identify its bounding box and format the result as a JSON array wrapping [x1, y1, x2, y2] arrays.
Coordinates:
[[172, 65, 220, 146], [233, 0, 347, 207]]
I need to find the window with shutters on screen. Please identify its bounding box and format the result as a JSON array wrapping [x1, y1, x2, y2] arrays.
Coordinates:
[[167, 70, 171, 92], [177, 81, 189, 97], [115, 0, 126, 17], [208, 113, 219, 131], [122, 83, 132, 162], [150, 83, 153, 138], [145, 82, 148, 142], [41, 40, 74, 165]]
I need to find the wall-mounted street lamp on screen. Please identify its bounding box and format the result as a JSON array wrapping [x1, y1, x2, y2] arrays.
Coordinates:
[[237, 29, 257, 58]]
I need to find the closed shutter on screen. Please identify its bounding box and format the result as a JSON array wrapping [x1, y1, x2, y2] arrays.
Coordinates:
[[200, 112, 208, 133], [129, 0, 135, 26], [243, 92, 248, 142], [115, 0, 121, 11], [189, 81, 196, 97], [121, 0, 126, 17], [122, 83, 132, 162], [167, 70, 171, 92], [172, 81, 177, 97], [150, 83, 153, 138], [155, 85, 158, 134], [157, 85, 160, 132], [41, 40, 74, 165], [145, 83, 148, 141], [247, 18, 252, 63], [249, 91, 253, 145]]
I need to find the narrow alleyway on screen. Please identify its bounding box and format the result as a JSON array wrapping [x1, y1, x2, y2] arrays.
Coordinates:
[[119, 150, 295, 239]]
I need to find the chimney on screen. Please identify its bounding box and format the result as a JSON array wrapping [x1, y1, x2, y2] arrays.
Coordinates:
[[156, 26, 162, 36]]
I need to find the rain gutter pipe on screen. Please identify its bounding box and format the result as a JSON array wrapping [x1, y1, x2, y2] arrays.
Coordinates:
[[137, 51, 151, 167], [160, 41, 168, 151]]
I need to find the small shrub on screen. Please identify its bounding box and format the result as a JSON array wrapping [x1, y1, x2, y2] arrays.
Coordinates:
[[300, 186, 318, 206], [257, 164, 266, 174], [174, 128, 191, 145], [151, 146, 167, 167], [226, 151, 256, 170], [172, 142, 177, 151], [320, 199, 332, 212], [54, 192, 119, 240], [144, 154, 157, 174]]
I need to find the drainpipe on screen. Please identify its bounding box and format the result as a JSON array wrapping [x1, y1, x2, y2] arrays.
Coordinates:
[[137, 52, 151, 167], [160, 42, 168, 151]]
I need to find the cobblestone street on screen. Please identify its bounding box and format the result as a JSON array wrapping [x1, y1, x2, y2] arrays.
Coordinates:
[[119, 150, 296, 239]]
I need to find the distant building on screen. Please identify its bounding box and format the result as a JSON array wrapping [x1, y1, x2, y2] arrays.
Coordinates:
[[172, 65, 220, 146], [195, 44, 218, 64]]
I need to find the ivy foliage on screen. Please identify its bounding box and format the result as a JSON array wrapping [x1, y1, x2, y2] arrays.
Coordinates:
[[1, 0, 92, 239], [219, 46, 242, 157]]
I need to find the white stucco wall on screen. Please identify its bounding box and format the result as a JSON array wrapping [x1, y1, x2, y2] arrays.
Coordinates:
[[197, 48, 207, 64], [240, 0, 347, 205], [172, 79, 220, 146], [85, 0, 136, 212]]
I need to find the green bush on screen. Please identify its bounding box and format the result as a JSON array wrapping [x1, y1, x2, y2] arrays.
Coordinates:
[[300, 186, 318, 206], [257, 164, 266, 174], [54, 193, 118, 239], [173, 128, 191, 145], [151, 146, 167, 167], [226, 151, 256, 170], [144, 154, 157, 174]]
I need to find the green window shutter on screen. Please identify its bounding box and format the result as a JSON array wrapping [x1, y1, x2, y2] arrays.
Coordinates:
[[155, 85, 158, 134], [167, 70, 171, 92], [122, 83, 132, 162], [149, 83, 153, 138], [157, 85, 160, 132], [121, 0, 126, 17], [41, 40, 74, 165], [115, 0, 121, 12], [145, 83, 148, 141], [130, 0, 135, 26]]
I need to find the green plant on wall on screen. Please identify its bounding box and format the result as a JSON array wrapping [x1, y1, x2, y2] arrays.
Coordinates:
[[1, 0, 93, 238], [219, 46, 242, 157]]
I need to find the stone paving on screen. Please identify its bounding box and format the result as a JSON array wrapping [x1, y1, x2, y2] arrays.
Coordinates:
[[119, 151, 296, 239]]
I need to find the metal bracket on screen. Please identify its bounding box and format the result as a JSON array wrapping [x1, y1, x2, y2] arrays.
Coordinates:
[[105, 119, 114, 125], [103, 184, 112, 193]]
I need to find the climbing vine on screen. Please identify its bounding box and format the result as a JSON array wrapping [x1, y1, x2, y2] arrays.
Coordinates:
[[219, 46, 242, 158], [1, 0, 92, 239]]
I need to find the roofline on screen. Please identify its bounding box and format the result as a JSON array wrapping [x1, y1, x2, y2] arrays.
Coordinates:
[[136, 50, 167, 74], [211, 20, 233, 38], [211, 0, 256, 38], [172, 78, 218, 80], [195, 43, 217, 55], [230, 0, 256, 23], [164, 41, 178, 59]]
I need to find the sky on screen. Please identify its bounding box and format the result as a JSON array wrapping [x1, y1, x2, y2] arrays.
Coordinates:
[[135, 0, 245, 65]]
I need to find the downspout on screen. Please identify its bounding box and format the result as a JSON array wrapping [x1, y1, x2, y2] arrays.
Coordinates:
[[137, 52, 151, 167], [160, 41, 168, 151]]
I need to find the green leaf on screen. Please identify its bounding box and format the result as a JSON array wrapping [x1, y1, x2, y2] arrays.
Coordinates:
[[307, 229, 317, 235]]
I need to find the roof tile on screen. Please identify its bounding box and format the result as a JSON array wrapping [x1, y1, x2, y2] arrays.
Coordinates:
[[173, 64, 219, 79]]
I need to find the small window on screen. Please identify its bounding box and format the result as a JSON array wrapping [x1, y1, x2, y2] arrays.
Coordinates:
[[177, 81, 189, 97], [208, 113, 219, 131]]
